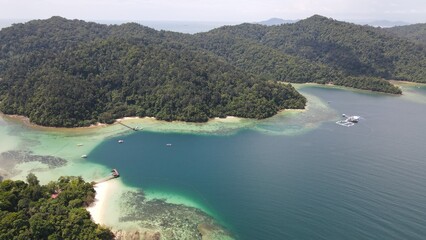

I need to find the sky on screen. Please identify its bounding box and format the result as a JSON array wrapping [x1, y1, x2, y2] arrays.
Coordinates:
[[1, 0, 426, 23]]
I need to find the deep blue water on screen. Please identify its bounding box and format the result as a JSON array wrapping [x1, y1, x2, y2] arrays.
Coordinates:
[[90, 86, 426, 240]]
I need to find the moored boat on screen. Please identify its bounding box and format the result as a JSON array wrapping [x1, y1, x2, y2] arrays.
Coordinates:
[[111, 169, 120, 178]]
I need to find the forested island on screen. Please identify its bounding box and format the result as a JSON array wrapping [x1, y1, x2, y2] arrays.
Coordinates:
[[0, 15, 425, 127], [0, 174, 114, 239]]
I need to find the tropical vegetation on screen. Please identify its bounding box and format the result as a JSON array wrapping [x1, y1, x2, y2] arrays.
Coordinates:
[[0, 174, 114, 239], [3, 15, 426, 127]]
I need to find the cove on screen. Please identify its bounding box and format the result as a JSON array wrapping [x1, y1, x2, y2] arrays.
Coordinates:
[[87, 85, 426, 239]]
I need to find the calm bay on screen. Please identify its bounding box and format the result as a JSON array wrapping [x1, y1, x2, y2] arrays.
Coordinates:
[[85, 85, 426, 239]]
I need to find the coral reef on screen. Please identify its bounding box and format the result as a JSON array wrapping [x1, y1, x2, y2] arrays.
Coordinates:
[[118, 191, 233, 240]]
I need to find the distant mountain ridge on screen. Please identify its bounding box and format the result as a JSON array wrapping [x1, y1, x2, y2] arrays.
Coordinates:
[[360, 20, 410, 28], [258, 18, 296, 26], [258, 18, 411, 28]]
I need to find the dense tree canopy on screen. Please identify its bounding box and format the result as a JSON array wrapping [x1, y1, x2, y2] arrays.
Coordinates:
[[0, 17, 306, 127], [194, 15, 424, 86], [387, 23, 426, 45], [0, 174, 114, 240]]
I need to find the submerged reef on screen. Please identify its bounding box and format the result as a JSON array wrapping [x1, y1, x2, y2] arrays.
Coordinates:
[[0, 150, 67, 177], [118, 191, 233, 240]]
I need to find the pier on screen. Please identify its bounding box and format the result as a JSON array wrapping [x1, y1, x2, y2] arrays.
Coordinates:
[[117, 122, 140, 131], [94, 169, 120, 184]]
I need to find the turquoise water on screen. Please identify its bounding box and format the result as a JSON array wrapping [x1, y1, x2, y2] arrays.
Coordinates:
[[88, 86, 426, 240]]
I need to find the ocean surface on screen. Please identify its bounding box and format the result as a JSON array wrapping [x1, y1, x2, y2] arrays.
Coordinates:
[[84, 85, 426, 240], [1, 83, 425, 239]]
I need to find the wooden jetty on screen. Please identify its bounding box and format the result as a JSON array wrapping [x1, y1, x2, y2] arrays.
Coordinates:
[[94, 169, 120, 184], [117, 122, 139, 131]]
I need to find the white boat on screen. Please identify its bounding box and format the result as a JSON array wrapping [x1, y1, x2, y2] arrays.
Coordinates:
[[81, 155, 87, 158], [336, 114, 361, 127], [118, 140, 124, 143], [77, 143, 83, 146], [166, 143, 172, 146], [347, 116, 360, 123]]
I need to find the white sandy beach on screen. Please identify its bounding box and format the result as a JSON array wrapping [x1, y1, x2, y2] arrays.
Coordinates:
[[87, 180, 119, 224]]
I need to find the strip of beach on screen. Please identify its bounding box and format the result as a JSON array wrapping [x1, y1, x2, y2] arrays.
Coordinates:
[[87, 180, 120, 225]]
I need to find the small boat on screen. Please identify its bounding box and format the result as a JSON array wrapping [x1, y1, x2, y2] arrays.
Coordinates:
[[81, 155, 87, 158], [118, 140, 124, 143], [77, 143, 83, 146], [111, 169, 120, 178], [347, 116, 360, 123], [336, 114, 361, 127], [166, 143, 172, 146]]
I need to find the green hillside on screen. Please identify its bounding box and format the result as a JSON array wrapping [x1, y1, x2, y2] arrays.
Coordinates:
[[0, 17, 305, 127], [192, 15, 426, 89], [192, 24, 401, 93]]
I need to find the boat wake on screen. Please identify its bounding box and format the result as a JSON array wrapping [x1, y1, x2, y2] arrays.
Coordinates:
[[336, 114, 361, 127], [336, 120, 355, 127]]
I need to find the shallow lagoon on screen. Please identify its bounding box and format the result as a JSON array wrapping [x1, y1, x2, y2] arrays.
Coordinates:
[[1, 83, 426, 239]]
